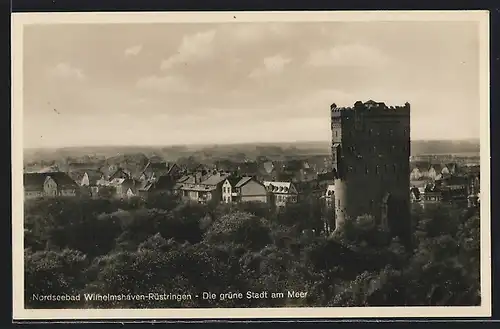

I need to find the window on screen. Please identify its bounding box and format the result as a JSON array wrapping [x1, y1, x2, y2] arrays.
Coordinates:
[[375, 165, 380, 174], [335, 131, 338, 137], [365, 165, 369, 174], [389, 129, 393, 137], [368, 129, 373, 136], [373, 146, 377, 153]]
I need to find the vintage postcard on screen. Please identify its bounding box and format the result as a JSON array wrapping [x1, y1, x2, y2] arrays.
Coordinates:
[[12, 11, 491, 321]]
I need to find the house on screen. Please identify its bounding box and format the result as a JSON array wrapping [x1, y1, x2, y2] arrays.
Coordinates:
[[320, 184, 335, 208], [135, 161, 183, 183], [409, 161, 431, 180], [410, 187, 421, 203], [263, 181, 298, 208], [68, 169, 103, 186], [177, 172, 230, 204], [108, 178, 138, 199], [435, 175, 468, 202], [24, 172, 79, 199], [427, 164, 444, 181], [137, 174, 176, 198], [222, 176, 268, 203], [410, 179, 432, 196], [260, 161, 277, 179], [421, 183, 443, 203], [108, 167, 131, 181], [67, 169, 105, 198], [442, 163, 460, 176]]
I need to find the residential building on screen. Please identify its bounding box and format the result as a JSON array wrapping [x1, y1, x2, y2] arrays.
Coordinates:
[[176, 172, 230, 204], [23, 172, 79, 200], [108, 168, 131, 181], [222, 176, 268, 203], [321, 184, 335, 209], [409, 161, 431, 180], [263, 181, 298, 208], [108, 178, 138, 199], [137, 174, 176, 198], [330, 100, 410, 231]]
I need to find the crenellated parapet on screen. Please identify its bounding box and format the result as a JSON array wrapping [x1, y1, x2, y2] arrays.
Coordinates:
[[331, 100, 410, 117]]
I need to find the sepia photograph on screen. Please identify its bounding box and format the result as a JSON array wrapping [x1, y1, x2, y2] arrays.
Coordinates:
[[12, 11, 490, 320]]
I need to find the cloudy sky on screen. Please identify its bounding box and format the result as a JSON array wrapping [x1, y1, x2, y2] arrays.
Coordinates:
[[23, 20, 481, 148]]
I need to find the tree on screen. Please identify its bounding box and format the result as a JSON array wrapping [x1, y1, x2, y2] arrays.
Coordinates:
[[25, 248, 88, 308]]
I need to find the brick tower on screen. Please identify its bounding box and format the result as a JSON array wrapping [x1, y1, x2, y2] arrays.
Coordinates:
[[330, 100, 411, 235]]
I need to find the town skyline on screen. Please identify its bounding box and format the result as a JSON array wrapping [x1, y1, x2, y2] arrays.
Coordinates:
[[23, 21, 481, 149]]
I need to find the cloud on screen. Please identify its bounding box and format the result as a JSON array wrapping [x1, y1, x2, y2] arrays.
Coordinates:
[[160, 30, 216, 70], [306, 44, 389, 68], [249, 55, 292, 79], [124, 45, 143, 57], [136, 75, 189, 93], [48, 62, 85, 80]]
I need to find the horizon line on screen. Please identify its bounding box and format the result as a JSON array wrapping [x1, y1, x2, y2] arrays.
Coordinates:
[[23, 138, 481, 152]]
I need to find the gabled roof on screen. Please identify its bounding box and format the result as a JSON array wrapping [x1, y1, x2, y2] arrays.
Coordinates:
[[235, 176, 254, 188], [225, 176, 242, 187], [263, 181, 297, 194], [200, 173, 231, 186], [24, 172, 78, 191], [154, 175, 176, 190], [68, 169, 103, 185]]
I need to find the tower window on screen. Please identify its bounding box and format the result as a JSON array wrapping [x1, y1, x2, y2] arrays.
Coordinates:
[[375, 165, 380, 174], [365, 165, 369, 174], [389, 129, 393, 136], [335, 131, 338, 137]]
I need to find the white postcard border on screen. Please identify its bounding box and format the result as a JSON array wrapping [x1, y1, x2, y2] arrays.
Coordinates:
[[11, 10, 492, 320]]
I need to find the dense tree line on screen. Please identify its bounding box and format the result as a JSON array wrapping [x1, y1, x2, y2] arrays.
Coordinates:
[[24, 194, 480, 308]]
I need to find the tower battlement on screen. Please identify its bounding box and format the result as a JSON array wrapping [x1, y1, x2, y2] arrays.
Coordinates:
[[331, 100, 410, 116]]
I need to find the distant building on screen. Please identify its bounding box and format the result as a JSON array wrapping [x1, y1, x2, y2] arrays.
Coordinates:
[[263, 181, 298, 208], [321, 184, 335, 209], [108, 178, 137, 199], [108, 168, 131, 181], [23, 172, 79, 200], [410, 161, 431, 180], [222, 176, 268, 203]]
